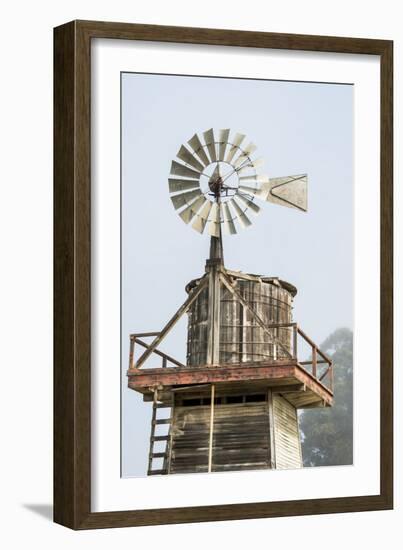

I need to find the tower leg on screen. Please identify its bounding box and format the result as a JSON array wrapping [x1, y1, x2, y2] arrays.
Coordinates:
[[208, 384, 215, 473]]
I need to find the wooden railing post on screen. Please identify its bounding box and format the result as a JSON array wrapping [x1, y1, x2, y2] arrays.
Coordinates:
[[129, 336, 135, 370], [293, 324, 298, 359], [208, 384, 215, 473], [312, 346, 317, 378], [330, 363, 334, 392]]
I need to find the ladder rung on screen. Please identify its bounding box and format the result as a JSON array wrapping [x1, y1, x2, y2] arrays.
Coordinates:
[[151, 435, 170, 441], [150, 452, 167, 459], [153, 418, 171, 425], [148, 469, 167, 475]]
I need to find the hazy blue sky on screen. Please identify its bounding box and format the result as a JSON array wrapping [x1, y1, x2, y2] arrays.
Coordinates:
[[121, 72, 353, 477]]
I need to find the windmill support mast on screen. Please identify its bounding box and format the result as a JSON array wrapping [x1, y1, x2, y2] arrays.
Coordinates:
[[206, 197, 223, 365]]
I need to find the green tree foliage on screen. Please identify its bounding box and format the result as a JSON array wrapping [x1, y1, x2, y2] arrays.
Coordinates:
[[299, 327, 353, 467]]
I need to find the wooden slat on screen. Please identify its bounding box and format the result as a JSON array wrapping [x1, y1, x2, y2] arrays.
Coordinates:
[[220, 273, 292, 359], [169, 398, 270, 474], [272, 394, 302, 469]]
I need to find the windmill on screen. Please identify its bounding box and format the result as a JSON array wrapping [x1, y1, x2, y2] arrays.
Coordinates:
[[169, 128, 307, 239], [128, 129, 333, 476]]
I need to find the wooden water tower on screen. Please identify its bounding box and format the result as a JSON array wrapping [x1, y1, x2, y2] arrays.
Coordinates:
[[127, 129, 334, 475]]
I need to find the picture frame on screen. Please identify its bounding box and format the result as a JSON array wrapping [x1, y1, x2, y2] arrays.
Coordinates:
[[54, 19, 393, 529]]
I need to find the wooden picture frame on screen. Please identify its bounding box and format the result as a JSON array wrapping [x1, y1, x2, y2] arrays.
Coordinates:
[[54, 19, 393, 529]]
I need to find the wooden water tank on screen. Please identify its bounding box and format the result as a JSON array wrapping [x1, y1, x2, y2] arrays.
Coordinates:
[[186, 273, 297, 366]]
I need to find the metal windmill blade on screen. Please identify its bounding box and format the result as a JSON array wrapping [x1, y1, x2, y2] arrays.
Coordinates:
[[208, 202, 222, 237], [187, 134, 210, 166], [176, 145, 205, 172], [192, 200, 213, 234], [237, 175, 269, 196], [238, 183, 261, 195], [171, 189, 202, 210], [168, 178, 200, 193], [233, 142, 258, 168], [170, 160, 201, 179], [230, 198, 252, 228], [218, 129, 230, 161], [236, 193, 261, 215], [179, 195, 207, 224], [222, 202, 237, 235], [238, 174, 270, 183], [237, 157, 265, 174], [226, 133, 245, 163], [203, 128, 217, 163]]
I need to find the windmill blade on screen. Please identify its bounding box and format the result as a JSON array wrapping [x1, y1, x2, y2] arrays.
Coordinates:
[[239, 174, 270, 184], [170, 160, 201, 179], [236, 193, 261, 215], [187, 134, 210, 166], [218, 129, 230, 161], [226, 133, 245, 164], [208, 222, 221, 237], [179, 195, 207, 224], [237, 157, 264, 174], [258, 174, 308, 211], [233, 142, 258, 168], [230, 198, 252, 228], [223, 203, 237, 235], [168, 178, 200, 193], [203, 128, 217, 163], [238, 184, 260, 196], [191, 200, 213, 234], [171, 189, 202, 210], [208, 221, 221, 237], [208, 202, 222, 237], [211, 201, 222, 224], [176, 145, 204, 172]]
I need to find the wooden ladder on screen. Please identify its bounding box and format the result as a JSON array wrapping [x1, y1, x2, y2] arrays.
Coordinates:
[[147, 390, 173, 476]]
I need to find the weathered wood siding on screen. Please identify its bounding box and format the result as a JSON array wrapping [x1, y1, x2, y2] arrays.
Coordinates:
[[272, 394, 302, 469], [213, 402, 270, 472], [169, 405, 210, 474], [166, 391, 302, 474], [169, 400, 270, 474], [186, 275, 295, 366]]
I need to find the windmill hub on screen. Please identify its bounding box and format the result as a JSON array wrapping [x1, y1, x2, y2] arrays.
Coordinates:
[[208, 174, 223, 197], [207, 164, 239, 201]]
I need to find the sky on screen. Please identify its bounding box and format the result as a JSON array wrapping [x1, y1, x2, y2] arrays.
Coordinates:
[[121, 72, 353, 477]]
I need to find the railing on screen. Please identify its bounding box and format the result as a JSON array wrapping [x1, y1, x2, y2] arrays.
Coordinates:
[[129, 332, 186, 370], [277, 322, 334, 393], [129, 324, 333, 393]]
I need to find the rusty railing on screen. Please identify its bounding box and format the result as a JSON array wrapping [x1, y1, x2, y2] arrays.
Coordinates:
[[129, 332, 186, 370], [268, 322, 333, 393], [129, 324, 333, 393]]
